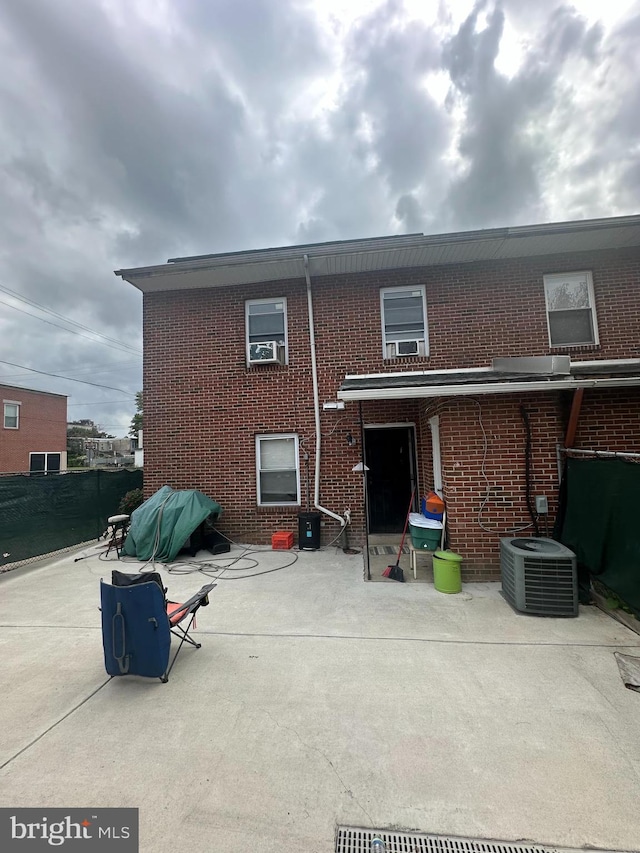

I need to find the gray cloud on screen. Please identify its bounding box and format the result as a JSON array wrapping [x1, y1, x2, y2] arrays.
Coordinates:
[[0, 0, 330, 432], [273, 0, 453, 242], [180, 0, 329, 115], [592, 8, 640, 207], [1, 0, 249, 259], [0, 0, 638, 435], [346, 1, 445, 196], [440, 1, 608, 228], [395, 193, 425, 232]]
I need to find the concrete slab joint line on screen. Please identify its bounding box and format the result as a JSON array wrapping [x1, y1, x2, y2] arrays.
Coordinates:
[[3, 547, 640, 852], [335, 828, 636, 853]]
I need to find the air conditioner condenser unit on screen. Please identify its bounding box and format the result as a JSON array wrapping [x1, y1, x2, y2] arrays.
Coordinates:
[[248, 340, 285, 364], [394, 339, 420, 356], [500, 537, 578, 617]]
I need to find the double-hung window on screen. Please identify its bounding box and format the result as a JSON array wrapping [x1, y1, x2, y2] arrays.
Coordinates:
[[246, 298, 287, 365], [380, 286, 428, 358], [256, 434, 300, 505], [29, 452, 61, 475], [544, 271, 599, 347], [3, 401, 20, 429]]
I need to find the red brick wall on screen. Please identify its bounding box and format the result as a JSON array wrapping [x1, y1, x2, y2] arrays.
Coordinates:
[[432, 393, 564, 579], [0, 385, 67, 473], [142, 247, 640, 576], [570, 388, 640, 450], [309, 246, 640, 372], [408, 387, 639, 579]]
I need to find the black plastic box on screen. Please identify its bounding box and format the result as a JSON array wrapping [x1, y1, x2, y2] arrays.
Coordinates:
[[298, 512, 321, 550]]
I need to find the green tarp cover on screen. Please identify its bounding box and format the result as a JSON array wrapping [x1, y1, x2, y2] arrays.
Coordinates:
[[123, 485, 222, 562], [559, 457, 640, 617]]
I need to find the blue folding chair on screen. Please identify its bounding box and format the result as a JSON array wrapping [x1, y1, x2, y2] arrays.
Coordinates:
[[100, 571, 215, 683]]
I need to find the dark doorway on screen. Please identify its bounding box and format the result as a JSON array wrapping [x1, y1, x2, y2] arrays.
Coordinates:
[[364, 426, 416, 533]]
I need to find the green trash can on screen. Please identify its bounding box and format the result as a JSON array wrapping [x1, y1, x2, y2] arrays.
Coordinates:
[[433, 550, 463, 594]]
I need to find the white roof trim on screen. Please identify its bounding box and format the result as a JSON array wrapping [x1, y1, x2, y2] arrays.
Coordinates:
[[572, 358, 640, 368], [344, 366, 493, 380], [344, 358, 640, 383], [338, 375, 640, 402], [116, 214, 640, 293]]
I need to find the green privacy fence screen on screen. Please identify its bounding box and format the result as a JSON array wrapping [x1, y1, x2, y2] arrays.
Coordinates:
[[558, 456, 640, 618], [0, 469, 143, 568]]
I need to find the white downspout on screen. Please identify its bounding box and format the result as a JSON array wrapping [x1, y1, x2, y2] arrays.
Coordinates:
[[304, 254, 346, 527]]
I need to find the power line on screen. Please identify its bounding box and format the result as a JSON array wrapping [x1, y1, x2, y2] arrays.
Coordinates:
[[0, 361, 131, 394], [0, 362, 141, 381], [68, 399, 136, 406], [0, 283, 142, 353], [0, 298, 142, 357], [56, 363, 141, 376], [1, 367, 138, 380]]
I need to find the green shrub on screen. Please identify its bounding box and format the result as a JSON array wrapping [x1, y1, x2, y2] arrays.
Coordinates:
[[119, 488, 144, 515]]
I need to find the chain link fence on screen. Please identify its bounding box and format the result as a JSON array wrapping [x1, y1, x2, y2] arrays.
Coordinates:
[[0, 469, 143, 571]]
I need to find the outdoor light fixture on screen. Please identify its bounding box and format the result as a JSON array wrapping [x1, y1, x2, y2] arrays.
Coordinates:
[[346, 432, 357, 447], [352, 461, 369, 472]]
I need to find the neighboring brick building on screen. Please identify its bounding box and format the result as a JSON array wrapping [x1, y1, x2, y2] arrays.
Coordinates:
[[1, 384, 67, 474], [116, 215, 640, 578]]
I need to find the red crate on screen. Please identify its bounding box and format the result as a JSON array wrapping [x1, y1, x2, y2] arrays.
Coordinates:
[[272, 531, 294, 550]]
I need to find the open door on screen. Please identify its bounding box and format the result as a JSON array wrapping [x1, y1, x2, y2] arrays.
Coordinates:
[[364, 426, 416, 533]]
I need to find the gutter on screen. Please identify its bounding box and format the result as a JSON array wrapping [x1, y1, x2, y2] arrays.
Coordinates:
[[304, 254, 346, 528], [114, 214, 640, 284]]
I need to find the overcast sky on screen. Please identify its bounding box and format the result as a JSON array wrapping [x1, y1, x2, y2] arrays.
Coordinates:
[[0, 0, 638, 437]]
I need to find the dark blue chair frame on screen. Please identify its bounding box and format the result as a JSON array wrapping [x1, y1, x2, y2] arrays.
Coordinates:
[[101, 571, 215, 683]]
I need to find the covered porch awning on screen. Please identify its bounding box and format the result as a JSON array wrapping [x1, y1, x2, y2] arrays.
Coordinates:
[[337, 359, 640, 402]]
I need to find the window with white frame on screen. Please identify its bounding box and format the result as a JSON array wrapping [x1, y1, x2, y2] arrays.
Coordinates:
[[256, 434, 300, 505], [3, 401, 20, 429], [544, 271, 599, 347], [380, 286, 428, 358], [29, 453, 61, 475], [246, 298, 287, 365]]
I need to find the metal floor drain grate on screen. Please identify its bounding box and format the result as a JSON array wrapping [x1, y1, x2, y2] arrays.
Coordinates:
[[335, 828, 625, 853]]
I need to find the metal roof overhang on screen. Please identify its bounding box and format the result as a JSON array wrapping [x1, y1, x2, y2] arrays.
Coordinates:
[[337, 372, 640, 402], [115, 214, 640, 293]]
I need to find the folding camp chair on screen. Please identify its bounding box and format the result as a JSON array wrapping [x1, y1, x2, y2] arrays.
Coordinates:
[[100, 570, 215, 683]]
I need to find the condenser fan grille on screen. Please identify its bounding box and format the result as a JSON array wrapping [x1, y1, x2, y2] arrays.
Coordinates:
[[523, 558, 576, 614]]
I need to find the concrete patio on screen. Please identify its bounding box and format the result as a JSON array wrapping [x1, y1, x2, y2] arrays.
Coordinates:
[[1, 543, 639, 853]]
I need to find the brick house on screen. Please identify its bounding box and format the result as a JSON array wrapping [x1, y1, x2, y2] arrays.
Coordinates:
[[1, 384, 67, 474], [116, 215, 640, 579]]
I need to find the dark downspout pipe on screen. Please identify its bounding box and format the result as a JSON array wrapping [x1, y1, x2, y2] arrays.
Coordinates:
[[520, 406, 540, 535]]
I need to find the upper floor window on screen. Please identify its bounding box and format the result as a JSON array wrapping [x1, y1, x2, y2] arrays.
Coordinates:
[[256, 434, 300, 506], [3, 401, 20, 429], [380, 286, 428, 358], [544, 271, 599, 347], [246, 298, 287, 365]]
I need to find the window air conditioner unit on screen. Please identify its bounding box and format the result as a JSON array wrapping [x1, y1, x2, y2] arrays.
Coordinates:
[[500, 537, 578, 617], [394, 339, 420, 356], [249, 340, 285, 365]]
